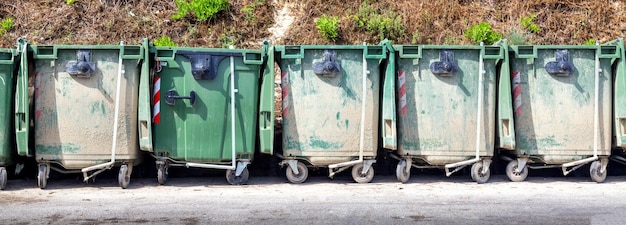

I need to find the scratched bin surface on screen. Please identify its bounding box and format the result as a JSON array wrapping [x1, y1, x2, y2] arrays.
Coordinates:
[[395, 45, 505, 165], [277, 45, 386, 165], [0, 49, 17, 167], [152, 47, 271, 162], [507, 46, 617, 164], [23, 44, 142, 169]]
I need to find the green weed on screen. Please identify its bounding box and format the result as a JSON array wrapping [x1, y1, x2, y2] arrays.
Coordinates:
[[583, 38, 596, 45], [241, 0, 264, 22], [0, 17, 14, 35], [154, 35, 177, 47], [172, 0, 229, 22], [316, 15, 340, 41], [464, 22, 502, 45], [411, 30, 420, 44], [521, 13, 540, 33]]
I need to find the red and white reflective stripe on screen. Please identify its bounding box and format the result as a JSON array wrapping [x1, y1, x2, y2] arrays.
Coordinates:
[[153, 76, 161, 124], [281, 71, 290, 117], [397, 70, 407, 116], [512, 70, 522, 117]]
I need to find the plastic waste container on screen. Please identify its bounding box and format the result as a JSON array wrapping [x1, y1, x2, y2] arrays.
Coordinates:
[[276, 42, 388, 183], [502, 43, 619, 183], [388, 41, 512, 184], [15, 39, 148, 189], [0, 48, 18, 190], [145, 43, 274, 185]]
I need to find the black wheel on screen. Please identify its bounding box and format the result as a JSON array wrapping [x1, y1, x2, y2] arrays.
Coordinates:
[[37, 164, 47, 189], [590, 160, 607, 183], [0, 167, 6, 190], [157, 164, 168, 185], [352, 163, 374, 183], [226, 168, 249, 185], [395, 160, 410, 183], [471, 162, 490, 184], [285, 161, 308, 184], [118, 165, 131, 189], [505, 160, 528, 182]]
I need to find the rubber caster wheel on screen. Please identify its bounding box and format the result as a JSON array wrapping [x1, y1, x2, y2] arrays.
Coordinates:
[[285, 161, 308, 184], [0, 167, 6, 190], [395, 160, 410, 183], [471, 162, 490, 184], [118, 165, 131, 189], [590, 160, 607, 183], [352, 163, 374, 183], [157, 164, 168, 185], [37, 164, 48, 189], [226, 168, 249, 185], [505, 160, 528, 182]]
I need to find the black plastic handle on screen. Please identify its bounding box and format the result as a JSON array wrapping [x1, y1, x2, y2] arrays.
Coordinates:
[[165, 90, 196, 106]]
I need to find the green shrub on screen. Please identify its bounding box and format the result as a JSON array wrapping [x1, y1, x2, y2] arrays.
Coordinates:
[[66, 0, 77, 4], [352, 2, 405, 40], [521, 13, 540, 33], [316, 15, 340, 41], [0, 17, 14, 35], [464, 22, 502, 45], [172, 0, 229, 22], [154, 35, 177, 47]]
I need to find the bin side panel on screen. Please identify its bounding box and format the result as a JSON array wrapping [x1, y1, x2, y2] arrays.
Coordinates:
[[397, 48, 497, 165], [0, 50, 16, 165]]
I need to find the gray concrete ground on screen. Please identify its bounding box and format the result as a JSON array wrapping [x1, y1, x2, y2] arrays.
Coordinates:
[[2, 174, 626, 225]]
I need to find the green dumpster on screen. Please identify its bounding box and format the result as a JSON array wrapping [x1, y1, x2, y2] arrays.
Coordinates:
[[388, 42, 511, 184], [276, 43, 388, 183], [502, 43, 619, 183], [146, 43, 274, 185], [15, 39, 148, 189], [0, 48, 18, 190]]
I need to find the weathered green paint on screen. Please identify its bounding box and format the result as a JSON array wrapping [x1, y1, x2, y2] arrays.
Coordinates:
[[381, 40, 397, 150], [138, 39, 153, 152], [607, 39, 626, 149], [508, 45, 617, 163], [277, 44, 385, 164], [0, 48, 17, 166], [394, 44, 504, 166], [152, 46, 268, 162], [16, 41, 144, 169], [258, 44, 275, 155], [35, 143, 81, 155]]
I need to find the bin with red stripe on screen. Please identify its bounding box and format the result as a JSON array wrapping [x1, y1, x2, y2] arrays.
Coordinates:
[[502, 44, 620, 183], [388, 42, 512, 184], [147, 43, 274, 185]]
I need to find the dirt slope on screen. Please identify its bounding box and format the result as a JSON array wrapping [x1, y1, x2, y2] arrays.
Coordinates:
[[0, 0, 624, 48]]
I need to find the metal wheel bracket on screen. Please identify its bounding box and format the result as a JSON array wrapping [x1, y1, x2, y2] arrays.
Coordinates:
[[360, 160, 376, 175], [15, 163, 24, 175], [600, 158, 609, 174], [40, 163, 50, 179], [235, 161, 249, 177], [285, 160, 299, 175], [481, 160, 492, 175], [514, 158, 528, 173], [404, 159, 412, 174]]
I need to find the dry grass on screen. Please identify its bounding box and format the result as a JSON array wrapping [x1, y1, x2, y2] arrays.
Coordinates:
[[0, 0, 624, 47]]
